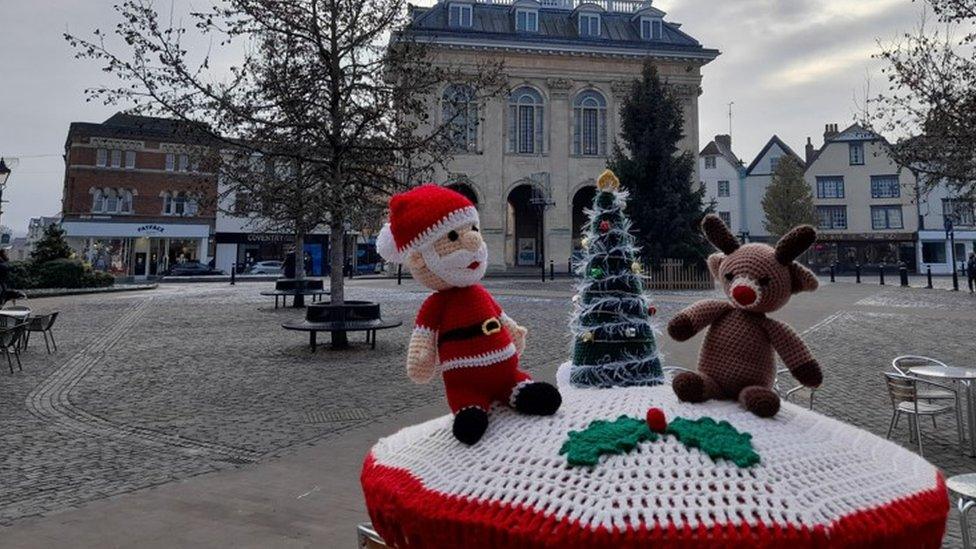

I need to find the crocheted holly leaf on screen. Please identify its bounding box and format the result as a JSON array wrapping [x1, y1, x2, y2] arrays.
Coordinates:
[[559, 415, 657, 467], [666, 416, 760, 468]]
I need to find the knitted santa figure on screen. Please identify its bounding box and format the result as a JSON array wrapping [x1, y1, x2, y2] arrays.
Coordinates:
[[377, 185, 562, 445]]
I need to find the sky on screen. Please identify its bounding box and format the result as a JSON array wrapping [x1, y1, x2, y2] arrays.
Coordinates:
[[0, 0, 924, 236]]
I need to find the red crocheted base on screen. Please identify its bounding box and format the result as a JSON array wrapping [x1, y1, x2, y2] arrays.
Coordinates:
[[361, 453, 948, 549]]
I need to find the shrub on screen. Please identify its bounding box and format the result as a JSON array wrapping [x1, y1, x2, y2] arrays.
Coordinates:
[[33, 259, 87, 289], [80, 270, 115, 288], [7, 261, 38, 289]]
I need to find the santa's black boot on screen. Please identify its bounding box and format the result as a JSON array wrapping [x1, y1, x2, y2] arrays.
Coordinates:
[[452, 407, 489, 445], [512, 382, 562, 416]]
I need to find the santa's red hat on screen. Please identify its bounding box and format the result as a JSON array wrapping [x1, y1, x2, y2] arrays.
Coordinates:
[[377, 185, 479, 263]]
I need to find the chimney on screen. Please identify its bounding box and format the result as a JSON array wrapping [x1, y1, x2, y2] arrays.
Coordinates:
[[715, 134, 732, 151], [823, 123, 839, 144], [805, 137, 816, 165]]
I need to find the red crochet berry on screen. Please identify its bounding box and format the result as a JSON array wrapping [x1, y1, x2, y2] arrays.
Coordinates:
[[647, 306, 657, 317], [599, 220, 611, 232], [645, 407, 667, 433]]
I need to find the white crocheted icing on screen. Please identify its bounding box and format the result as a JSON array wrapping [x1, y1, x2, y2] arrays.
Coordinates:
[[440, 343, 517, 371], [369, 362, 941, 532]]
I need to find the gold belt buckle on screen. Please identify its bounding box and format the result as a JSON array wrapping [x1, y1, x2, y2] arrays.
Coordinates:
[[481, 317, 502, 336]]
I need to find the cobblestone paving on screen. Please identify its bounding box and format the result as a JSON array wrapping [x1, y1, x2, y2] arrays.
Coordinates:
[[1, 280, 974, 547]]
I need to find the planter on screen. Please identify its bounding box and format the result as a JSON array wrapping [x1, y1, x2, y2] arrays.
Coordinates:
[[275, 278, 324, 292], [306, 300, 381, 323]]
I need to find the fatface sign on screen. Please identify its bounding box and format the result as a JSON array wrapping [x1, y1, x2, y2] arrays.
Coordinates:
[[137, 224, 166, 236]]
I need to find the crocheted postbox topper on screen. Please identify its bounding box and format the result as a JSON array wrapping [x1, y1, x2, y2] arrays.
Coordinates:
[[362, 366, 948, 548]]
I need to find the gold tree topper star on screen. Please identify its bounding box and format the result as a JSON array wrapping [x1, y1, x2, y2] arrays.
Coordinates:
[[597, 169, 620, 192]]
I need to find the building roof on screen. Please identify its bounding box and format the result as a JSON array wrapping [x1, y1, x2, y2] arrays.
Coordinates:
[[805, 124, 887, 167], [700, 138, 742, 169], [65, 113, 214, 149], [403, 1, 719, 61], [745, 135, 802, 176]]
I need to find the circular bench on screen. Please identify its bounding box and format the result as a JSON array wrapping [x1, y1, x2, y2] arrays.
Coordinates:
[[282, 318, 401, 351]]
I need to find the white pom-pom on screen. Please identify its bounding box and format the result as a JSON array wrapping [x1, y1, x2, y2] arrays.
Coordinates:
[[376, 223, 403, 263]]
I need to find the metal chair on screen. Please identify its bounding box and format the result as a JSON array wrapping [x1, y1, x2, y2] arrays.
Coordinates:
[[949, 474, 976, 549], [892, 356, 957, 401], [25, 312, 58, 354], [883, 372, 964, 457], [0, 325, 26, 374], [357, 523, 388, 548], [774, 367, 816, 410]]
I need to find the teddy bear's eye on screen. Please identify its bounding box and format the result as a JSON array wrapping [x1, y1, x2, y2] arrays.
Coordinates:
[[758, 277, 771, 286], [448, 230, 459, 242], [724, 272, 734, 282]]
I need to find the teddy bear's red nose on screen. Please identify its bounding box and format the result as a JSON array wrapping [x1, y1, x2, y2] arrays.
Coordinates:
[[731, 285, 757, 306]]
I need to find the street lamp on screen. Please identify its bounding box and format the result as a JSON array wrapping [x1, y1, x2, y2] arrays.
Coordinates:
[[528, 172, 555, 282], [0, 158, 11, 227]]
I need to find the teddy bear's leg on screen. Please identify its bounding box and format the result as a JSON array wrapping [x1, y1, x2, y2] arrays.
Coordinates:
[[672, 371, 721, 403], [444, 375, 493, 445], [504, 363, 562, 416], [452, 406, 490, 445], [738, 386, 781, 418]]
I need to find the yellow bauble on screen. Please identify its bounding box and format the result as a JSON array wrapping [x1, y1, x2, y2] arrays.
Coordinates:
[[581, 331, 594, 342], [596, 169, 620, 192], [631, 261, 642, 274], [581, 237, 590, 249]]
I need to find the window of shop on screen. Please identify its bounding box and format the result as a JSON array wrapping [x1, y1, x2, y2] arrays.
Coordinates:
[[91, 188, 133, 214], [718, 180, 730, 197], [816, 176, 845, 199], [922, 242, 947, 264], [125, 150, 136, 169], [849, 142, 864, 165], [871, 175, 900, 198], [96, 148, 108, 167], [163, 192, 199, 216], [165, 153, 175, 171], [86, 238, 132, 275], [817, 205, 847, 229], [704, 156, 716, 169], [871, 205, 903, 230], [110, 149, 122, 168]]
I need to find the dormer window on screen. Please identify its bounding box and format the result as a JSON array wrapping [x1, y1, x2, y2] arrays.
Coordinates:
[[449, 3, 473, 28], [578, 13, 600, 37], [640, 17, 663, 40], [515, 9, 538, 32]]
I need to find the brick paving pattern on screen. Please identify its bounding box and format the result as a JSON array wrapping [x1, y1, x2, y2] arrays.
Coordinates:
[[0, 279, 974, 547]]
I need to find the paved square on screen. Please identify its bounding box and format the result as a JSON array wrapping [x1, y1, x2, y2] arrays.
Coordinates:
[[0, 279, 973, 547]]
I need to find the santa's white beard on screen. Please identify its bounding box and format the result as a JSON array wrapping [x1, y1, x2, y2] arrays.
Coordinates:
[[421, 244, 488, 287]]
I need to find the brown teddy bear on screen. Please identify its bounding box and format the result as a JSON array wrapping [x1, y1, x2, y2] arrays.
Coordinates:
[[667, 214, 822, 417]]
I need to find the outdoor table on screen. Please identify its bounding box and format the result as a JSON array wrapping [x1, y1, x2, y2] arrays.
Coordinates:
[[910, 364, 976, 456], [0, 307, 31, 321], [361, 363, 948, 548]]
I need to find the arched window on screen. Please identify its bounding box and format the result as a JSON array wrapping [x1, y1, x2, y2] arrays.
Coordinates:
[[104, 189, 119, 213], [574, 90, 607, 156], [508, 86, 544, 155], [92, 189, 105, 213], [442, 84, 479, 152], [185, 193, 199, 216], [120, 189, 133, 213]]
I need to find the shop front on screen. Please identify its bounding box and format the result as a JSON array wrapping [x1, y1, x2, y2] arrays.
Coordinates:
[[917, 229, 976, 276], [62, 220, 211, 279], [214, 232, 331, 275], [808, 233, 918, 274]]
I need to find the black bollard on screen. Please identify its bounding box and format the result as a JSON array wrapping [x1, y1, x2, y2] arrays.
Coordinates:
[[879, 263, 886, 286], [549, 260, 555, 281], [855, 264, 861, 283], [568, 258, 572, 275], [926, 266, 933, 289], [540, 263, 545, 283], [829, 264, 836, 283], [230, 265, 236, 286], [899, 263, 909, 287], [397, 264, 402, 285]]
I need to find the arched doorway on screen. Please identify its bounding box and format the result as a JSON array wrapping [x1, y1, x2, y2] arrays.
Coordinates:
[[571, 186, 597, 250], [445, 182, 478, 207], [506, 184, 542, 267]]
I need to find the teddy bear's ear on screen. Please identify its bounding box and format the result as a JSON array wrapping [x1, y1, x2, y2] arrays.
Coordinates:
[[789, 262, 819, 294], [707, 253, 725, 281]]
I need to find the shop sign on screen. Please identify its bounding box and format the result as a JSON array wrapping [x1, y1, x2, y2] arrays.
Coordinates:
[[246, 233, 293, 243], [137, 224, 166, 236]]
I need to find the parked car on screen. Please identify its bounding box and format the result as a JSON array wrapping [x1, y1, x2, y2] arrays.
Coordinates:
[[247, 260, 284, 275], [166, 261, 224, 276]]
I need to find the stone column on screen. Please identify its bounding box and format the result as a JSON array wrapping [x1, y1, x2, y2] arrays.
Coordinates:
[[547, 78, 574, 272]]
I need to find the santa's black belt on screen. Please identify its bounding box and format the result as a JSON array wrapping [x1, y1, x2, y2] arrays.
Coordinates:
[[439, 317, 502, 345]]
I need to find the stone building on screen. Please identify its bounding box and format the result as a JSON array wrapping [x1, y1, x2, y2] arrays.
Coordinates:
[[403, 0, 718, 271], [804, 124, 918, 272], [916, 178, 975, 276], [60, 113, 216, 278]]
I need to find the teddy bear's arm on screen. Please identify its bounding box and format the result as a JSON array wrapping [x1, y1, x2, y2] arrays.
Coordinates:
[[762, 318, 822, 388], [500, 313, 528, 355], [667, 299, 733, 342], [406, 328, 438, 384]]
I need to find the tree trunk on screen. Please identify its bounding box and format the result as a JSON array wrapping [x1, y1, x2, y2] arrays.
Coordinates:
[[293, 232, 306, 308], [329, 220, 348, 348]]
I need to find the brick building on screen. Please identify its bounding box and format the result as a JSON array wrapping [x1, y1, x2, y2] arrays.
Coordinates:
[[60, 113, 217, 278]]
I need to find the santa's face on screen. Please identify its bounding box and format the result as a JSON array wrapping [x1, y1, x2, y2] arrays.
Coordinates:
[[408, 224, 487, 290]]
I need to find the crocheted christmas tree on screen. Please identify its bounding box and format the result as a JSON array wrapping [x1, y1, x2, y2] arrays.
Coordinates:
[[569, 169, 664, 388]]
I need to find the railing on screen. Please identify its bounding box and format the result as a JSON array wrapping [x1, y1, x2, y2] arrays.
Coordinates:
[[461, 0, 649, 14], [642, 258, 714, 291]]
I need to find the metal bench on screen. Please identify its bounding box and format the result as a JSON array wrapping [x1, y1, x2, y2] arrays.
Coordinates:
[[282, 318, 401, 351], [259, 289, 329, 309]]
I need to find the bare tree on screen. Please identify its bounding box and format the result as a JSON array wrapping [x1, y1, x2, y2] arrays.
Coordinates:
[[66, 0, 503, 345], [867, 0, 976, 196]]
